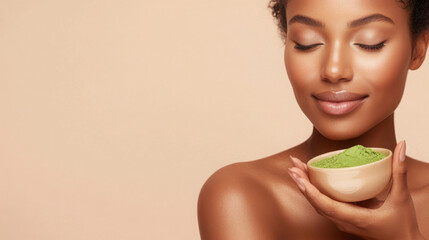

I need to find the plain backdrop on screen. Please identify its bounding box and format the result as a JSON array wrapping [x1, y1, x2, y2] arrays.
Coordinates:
[[0, 1, 428, 239]]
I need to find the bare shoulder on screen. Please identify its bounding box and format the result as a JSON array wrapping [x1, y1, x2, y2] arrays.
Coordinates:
[[407, 158, 429, 238], [197, 146, 365, 240], [197, 158, 289, 240]]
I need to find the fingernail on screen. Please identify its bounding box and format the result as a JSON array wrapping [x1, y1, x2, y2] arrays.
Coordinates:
[[296, 178, 306, 192], [400, 140, 406, 162], [287, 168, 297, 179], [288, 169, 306, 192], [289, 155, 297, 164], [290, 155, 301, 165]]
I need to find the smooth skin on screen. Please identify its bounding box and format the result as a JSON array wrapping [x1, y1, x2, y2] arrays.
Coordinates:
[[198, 0, 429, 239]]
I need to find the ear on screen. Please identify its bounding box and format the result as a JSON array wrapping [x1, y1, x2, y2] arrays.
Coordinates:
[[409, 30, 429, 70]]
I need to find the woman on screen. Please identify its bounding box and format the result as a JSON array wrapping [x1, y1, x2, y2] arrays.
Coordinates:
[[198, 0, 429, 239]]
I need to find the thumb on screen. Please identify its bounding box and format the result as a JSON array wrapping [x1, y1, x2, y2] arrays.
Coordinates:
[[389, 140, 409, 202]]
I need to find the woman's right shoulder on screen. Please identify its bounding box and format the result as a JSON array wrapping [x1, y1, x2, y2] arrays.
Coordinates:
[[198, 155, 286, 205], [198, 149, 295, 208], [197, 158, 291, 239], [198, 161, 263, 211]]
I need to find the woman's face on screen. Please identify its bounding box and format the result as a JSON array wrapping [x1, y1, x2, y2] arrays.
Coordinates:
[[284, 0, 415, 140]]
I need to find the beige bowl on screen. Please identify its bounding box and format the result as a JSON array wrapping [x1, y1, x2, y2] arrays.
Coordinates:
[[307, 147, 392, 202]]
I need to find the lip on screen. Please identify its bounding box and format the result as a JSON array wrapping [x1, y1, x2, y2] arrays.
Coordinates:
[[313, 91, 368, 116]]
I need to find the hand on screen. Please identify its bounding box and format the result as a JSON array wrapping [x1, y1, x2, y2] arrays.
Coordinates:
[[287, 141, 425, 240]]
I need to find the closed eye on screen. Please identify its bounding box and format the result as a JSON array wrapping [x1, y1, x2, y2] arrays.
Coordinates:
[[354, 40, 386, 51], [293, 41, 323, 51]]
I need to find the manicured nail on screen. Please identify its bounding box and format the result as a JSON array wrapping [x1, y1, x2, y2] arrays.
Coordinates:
[[290, 155, 301, 166], [288, 169, 306, 192], [290, 155, 297, 165], [296, 178, 306, 192], [287, 168, 296, 178], [400, 140, 406, 162]]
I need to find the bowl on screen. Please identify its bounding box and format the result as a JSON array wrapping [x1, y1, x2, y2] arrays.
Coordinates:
[[307, 147, 392, 202]]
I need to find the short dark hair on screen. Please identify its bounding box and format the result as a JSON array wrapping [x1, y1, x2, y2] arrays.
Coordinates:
[[268, 0, 429, 42]]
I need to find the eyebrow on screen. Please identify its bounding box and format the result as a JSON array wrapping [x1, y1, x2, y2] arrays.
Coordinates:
[[288, 13, 394, 28], [288, 15, 324, 27], [348, 14, 394, 27]]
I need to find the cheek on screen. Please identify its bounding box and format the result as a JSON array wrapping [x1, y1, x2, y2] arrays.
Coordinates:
[[355, 44, 411, 107], [284, 50, 320, 98], [284, 50, 323, 126]]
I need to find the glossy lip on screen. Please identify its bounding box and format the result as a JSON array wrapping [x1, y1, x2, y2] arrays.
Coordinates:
[[313, 90, 369, 116], [313, 90, 368, 102]]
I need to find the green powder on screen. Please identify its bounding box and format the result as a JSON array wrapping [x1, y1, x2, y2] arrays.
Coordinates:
[[310, 145, 386, 168]]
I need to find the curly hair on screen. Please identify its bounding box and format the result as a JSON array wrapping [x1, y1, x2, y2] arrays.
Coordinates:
[[268, 0, 429, 41]]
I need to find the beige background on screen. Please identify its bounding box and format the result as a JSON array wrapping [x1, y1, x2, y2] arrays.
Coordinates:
[[0, 1, 428, 239]]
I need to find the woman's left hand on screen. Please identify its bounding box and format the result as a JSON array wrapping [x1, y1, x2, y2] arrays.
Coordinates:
[[288, 141, 426, 240]]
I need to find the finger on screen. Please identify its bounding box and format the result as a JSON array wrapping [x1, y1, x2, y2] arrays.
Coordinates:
[[288, 167, 310, 182], [298, 177, 372, 225], [288, 169, 306, 193], [289, 155, 308, 173], [388, 140, 410, 203]]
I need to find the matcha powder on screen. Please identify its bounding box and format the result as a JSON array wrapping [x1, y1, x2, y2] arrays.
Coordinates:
[[310, 145, 386, 168]]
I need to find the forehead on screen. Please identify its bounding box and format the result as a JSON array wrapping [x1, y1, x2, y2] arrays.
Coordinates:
[[286, 0, 409, 28]]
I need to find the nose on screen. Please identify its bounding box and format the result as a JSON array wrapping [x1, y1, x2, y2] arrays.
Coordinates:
[[320, 41, 353, 83]]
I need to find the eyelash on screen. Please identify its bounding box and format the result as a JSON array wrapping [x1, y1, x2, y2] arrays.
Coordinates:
[[293, 42, 323, 51], [293, 41, 387, 51], [354, 40, 386, 51]]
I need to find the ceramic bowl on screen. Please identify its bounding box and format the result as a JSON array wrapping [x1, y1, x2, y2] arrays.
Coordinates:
[[307, 147, 392, 202]]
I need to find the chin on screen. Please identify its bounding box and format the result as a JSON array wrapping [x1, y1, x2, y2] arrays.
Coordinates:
[[314, 123, 366, 141]]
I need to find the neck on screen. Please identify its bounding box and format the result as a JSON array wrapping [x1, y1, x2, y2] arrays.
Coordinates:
[[301, 113, 398, 162]]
